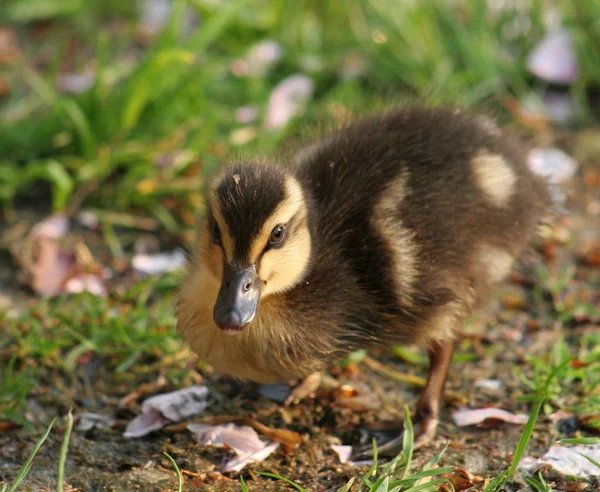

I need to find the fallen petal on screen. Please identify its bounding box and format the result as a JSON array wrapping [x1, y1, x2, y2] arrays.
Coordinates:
[[141, 386, 209, 421], [189, 423, 265, 454], [222, 442, 279, 473], [331, 445, 353, 464], [124, 411, 169, 438], [31, 215, 70, 240], [265, 74, 314, 130], [474, 379, 503, 391], [189, 423, 280, 472], [235, 105, 258, 124], [528, 147, 578, 184], [132, 250, 187, 275], [64, 274, 107, 297], [77, 412, 116, 432], [140, 0, 171, 33], [245, 40, 282, 77], [57, 72, 95, 94], [452, 407, 529, 427], [31, 238, 76, 296], [527, 29, 577, 84], [520, 444, 600, 478]]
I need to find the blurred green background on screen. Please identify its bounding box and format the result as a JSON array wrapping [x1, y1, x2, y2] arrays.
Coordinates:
[[1, 0, 599, 232]]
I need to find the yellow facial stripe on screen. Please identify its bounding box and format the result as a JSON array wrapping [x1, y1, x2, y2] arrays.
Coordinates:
[[248, 177, 305, 262], [208, 191, 234, 261]]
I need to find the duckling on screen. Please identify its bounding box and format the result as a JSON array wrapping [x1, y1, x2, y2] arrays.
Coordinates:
[[177, 107, 550, 450]]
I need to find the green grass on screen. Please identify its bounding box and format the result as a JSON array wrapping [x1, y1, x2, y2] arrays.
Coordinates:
[[56, 410, 73, 492], [256, 408, 454, 492], [1, 0, 599, 489], [1, 0, 600, 222], [3, 418, 56, 492], [0, 276, 187, 425], [164, 452, 184, 492]]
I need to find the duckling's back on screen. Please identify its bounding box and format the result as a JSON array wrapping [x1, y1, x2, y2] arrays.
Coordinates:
[[295, 107, 550, 346]]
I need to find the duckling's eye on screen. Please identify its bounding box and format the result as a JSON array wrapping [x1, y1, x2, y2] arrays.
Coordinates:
[[268, 224, 287, 248], [210, 220, 222, 246]]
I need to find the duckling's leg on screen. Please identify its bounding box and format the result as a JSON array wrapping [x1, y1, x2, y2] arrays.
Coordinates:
[[414, 339, 454, 447], [351, 340, 454, 459]]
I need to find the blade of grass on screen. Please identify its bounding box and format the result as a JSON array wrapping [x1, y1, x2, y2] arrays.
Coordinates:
[[57, 410, 73, 492], [360, 439, 379, 487], [484, 395, 545, 492], [404, 479, 451, 491], [239, 476, 250, 492], [400, 406, 414, 480], [336, 476, 356, 492], [23, 69, 96, 160], [256, 472, 309, 492], [558, 437, 600, 445], [8, 418, 56, 492], [163, 452, 183, 492], [186, 0, 253, 54]]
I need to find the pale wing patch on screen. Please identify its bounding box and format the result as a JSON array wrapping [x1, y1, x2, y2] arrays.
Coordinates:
[[372, 172, 418, 303], [471, 152, 516, 208], [477, 245, 514, 283]]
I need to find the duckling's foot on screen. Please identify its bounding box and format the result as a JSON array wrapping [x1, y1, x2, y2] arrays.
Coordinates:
[[349, 417, 438, 460]]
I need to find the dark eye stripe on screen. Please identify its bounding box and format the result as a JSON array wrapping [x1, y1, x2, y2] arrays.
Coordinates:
[[208, 215, 222, 246]]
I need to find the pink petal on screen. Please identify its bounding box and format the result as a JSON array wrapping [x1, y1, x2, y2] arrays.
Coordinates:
[[235, 105, 258, 124], [265, 75, 314, 130], [124, 411, 169, 438], [77, 412, 116, 432], [132, 250, 187, 275], [58, 72, 95, 94], [520, 444, 600, 478], [221, 442, 279, 473], [31, 238, 75, 296], [453, 407, 529, 427], [527, 29, 577, 84], [188, 423, 280, 472], [31, 215, 69, 239], [141, 386, 209, 421], [64, 274, 107, 297], [528, 147, 578, 184], [331, 445, 353, 464]]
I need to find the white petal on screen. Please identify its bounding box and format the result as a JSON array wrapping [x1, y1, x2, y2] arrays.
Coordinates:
[[527, 29, 577, 84], [453, 407, 529, 427]]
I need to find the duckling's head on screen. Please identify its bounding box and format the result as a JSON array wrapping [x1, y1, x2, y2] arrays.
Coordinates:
[[198, 162, 314, 334]]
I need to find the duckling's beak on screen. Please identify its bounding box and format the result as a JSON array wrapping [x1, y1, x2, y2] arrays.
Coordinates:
[[213, 263, 261, 334]]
